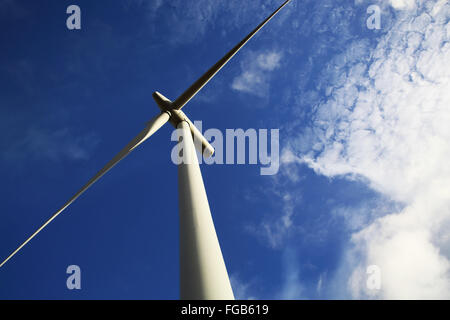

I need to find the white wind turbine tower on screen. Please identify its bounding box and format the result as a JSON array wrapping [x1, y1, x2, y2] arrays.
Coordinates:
[[0, 0, 292, 299]]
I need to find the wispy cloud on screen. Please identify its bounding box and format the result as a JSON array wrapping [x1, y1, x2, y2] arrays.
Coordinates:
[[277, 247, 304, 299], [134, 0, 285, 45], [229, 274, 258, 300], [246, 183, 301, 249], [3, 127, 100, 164], [231, 50, 283, 98]]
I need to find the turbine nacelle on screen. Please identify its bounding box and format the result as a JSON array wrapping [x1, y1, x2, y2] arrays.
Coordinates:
[[152, 91, 172, 111], [152, 91, 214, 158]]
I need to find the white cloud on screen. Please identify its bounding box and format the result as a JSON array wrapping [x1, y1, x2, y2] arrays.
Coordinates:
[[389, 0, 417, 10], [257, 52, 283, 71], [232, 50, 282, 98], [350, 206, 450, 299], [288, 0, 450, 299]]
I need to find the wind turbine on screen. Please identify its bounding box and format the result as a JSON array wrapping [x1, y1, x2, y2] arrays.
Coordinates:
[[0, 0, 292, 299]]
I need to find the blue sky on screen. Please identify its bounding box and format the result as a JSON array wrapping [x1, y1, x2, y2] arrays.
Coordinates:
[[1, 0, 450, 299]]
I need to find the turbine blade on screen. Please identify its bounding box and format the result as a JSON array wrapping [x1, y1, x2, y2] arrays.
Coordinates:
[[171, 0, 292, 110], [0, 112, 170, 268]]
